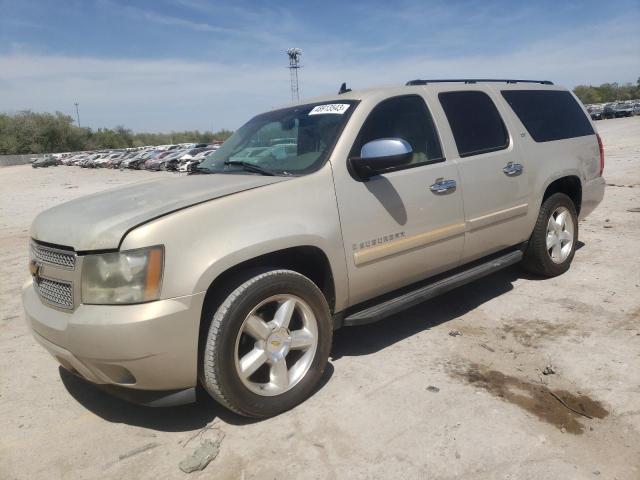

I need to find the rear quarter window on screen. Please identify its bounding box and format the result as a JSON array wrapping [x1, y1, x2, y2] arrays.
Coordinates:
[[501, 90, 594, 142]]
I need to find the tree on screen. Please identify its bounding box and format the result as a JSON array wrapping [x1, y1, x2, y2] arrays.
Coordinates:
[[0, 110, 234, 154], [573, 85, 601, 104]]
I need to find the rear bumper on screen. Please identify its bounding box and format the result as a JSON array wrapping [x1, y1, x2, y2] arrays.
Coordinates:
[[580, 176, 605, 220], [23, 280, 206, 393]]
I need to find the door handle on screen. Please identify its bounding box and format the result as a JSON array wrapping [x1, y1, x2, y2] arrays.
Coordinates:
[[430, 178, 457, 194], [503, 162, 523, 176]]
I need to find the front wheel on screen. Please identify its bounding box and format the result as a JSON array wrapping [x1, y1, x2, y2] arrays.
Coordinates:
[[522, 193, 578, 277], [200, 270, 332, 417]]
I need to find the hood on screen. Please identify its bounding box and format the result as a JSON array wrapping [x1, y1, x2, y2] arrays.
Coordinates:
[[31, 174, 289, 251]]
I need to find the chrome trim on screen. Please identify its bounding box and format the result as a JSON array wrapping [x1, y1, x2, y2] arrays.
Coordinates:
[[30, 242, 76, 270], [36, 276, 74, 310], [502, 162, 524, 176], [361, 138, 412, 159], [429, 179, 457, 194]]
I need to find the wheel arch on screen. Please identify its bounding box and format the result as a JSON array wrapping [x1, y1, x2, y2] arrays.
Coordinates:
[[196, 245, 336, 371], [541, 175, 582, 215]]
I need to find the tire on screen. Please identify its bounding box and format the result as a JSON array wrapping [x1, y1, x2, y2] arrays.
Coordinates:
[[522, 192, 578, 277], [201, 270, 332, 417]]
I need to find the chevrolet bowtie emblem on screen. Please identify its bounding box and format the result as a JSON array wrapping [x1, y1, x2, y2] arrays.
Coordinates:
[[270, 340, 281, 347], [29, 260, 41, 278]]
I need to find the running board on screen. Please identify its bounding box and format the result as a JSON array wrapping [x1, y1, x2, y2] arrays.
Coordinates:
[[342, 250, 523, 327]]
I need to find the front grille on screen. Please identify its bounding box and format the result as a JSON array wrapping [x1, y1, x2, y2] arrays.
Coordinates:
[[37, 278, 74, 309], [31, 243, 76, 269]]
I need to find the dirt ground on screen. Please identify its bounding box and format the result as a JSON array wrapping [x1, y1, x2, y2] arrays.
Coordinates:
[[1, 118, 639, 480]]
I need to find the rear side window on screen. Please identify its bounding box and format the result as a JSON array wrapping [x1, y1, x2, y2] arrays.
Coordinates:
[[501, 90, 594, 142], [439, 91, 509, 157], [351, 95, 444, 168]]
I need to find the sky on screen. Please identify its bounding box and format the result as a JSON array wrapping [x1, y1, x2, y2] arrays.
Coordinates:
[[1, 0, 638, 132]]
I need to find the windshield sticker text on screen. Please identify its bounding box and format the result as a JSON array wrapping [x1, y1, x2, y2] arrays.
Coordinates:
[[309, 104, 350, 115]]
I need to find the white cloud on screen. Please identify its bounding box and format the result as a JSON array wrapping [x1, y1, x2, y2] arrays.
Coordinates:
[[0, 14, 637, 132]]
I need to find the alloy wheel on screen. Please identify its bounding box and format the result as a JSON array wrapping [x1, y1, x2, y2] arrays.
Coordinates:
[[546, 206, 574, 263], [234, 294, 318, 396]]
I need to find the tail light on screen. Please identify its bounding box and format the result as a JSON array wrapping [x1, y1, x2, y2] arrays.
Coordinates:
[[596, 133, 604, 176]]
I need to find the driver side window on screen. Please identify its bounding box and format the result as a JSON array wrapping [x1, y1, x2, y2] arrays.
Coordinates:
[[351, 95, 444, 169]]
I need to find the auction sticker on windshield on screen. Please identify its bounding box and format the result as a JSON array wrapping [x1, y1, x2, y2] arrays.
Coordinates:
[[309, 104, 350, 115]]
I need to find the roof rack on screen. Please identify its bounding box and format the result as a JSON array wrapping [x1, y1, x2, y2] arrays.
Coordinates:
[[406, 79, 553, 86]]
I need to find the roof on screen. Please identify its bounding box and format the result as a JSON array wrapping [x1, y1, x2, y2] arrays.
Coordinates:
[[283, 79, 565, 111]]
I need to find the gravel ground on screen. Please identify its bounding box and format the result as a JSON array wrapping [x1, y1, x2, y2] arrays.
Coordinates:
[[1, 117, 639, 480]]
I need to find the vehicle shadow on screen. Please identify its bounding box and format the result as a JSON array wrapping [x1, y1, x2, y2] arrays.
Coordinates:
[[59, 362, 334, 431], [59, 261, 552, 429], [332, 264, 530, 359]]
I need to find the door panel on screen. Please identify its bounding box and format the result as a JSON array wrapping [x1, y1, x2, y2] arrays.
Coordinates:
[[335, 164, 465, 305], [331, 94, 465, 306], [437, 88, 530, 262], [456, 146, 530, 261]]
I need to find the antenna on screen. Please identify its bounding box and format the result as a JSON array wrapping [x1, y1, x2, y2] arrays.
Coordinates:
[[287, 48, 302, 102], [74, 102, 81, 128]]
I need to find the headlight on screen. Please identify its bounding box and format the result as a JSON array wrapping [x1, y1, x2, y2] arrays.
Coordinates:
[[81, 246, 164, 305]]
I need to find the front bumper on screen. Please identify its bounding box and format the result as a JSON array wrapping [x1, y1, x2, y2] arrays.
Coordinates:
[[579, 176, 606, 220], [23, 280, 206, 395]]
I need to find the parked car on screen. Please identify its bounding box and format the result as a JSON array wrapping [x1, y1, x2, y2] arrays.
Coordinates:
[[158, 149, 191, 171], [613, 102, 634, 118], [107, 152, 134, 168], [80, 153, 109, 168], [63, 153, 88, 165], [588, 105, 604, 120], [23, 79, 605, 417], [178, 157, 205, 172], [144, 151, 175, 170], [31, 157, 59, 168], [633, 102, 640, 116], [127, 150, 156, 169], [122, 150, 153, 169], [602, 104, 616, 119], [94, 153, 123, 168], [176, 148, 208, 164], [177, 150, 216, 172]]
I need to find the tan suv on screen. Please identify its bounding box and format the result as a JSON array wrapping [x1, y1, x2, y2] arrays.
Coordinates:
[[23, 79, 605, 417]]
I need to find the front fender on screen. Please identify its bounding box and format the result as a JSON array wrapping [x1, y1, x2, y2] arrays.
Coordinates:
[[119, 166, 350, 311]]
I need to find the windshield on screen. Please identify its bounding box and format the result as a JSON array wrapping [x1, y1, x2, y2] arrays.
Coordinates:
[[198, 101, 357, 175]]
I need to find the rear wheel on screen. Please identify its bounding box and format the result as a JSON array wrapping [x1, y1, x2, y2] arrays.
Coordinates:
[[522, 193, 578, 277], [200, 270, 332, 417]]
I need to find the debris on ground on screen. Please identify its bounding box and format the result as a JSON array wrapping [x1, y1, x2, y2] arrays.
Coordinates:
[[479, 343, 495, 352], [118, 442, 159, 461], [449, 330, 462, 337], [426, 385, 440, 393], [548, 390, 594, 419], [179, 430, 225, 473], [542, 365, 556, 375], [627, 207, 640, 213]]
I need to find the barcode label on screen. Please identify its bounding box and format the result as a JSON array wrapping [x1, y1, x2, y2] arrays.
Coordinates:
[[309, 104, 350, 115]]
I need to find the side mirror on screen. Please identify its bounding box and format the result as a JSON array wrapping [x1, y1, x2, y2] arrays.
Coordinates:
[[349, 138, 413, 180]]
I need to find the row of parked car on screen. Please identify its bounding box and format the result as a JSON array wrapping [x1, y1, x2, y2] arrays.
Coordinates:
[[31, 142, 222, 171], [586, 100, 640, 120]]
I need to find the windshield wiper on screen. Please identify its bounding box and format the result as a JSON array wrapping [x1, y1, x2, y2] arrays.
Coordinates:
[[224, 160, 276, 176]]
